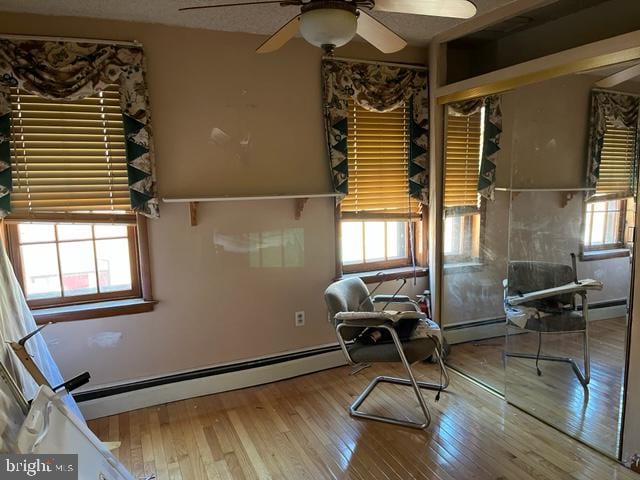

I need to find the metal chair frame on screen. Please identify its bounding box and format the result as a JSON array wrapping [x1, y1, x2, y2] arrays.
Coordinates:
[[335, 321, 450, 429], [505, 290, 591, 389]]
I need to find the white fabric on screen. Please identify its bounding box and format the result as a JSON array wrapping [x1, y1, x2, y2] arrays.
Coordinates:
[[505, 305, 544, 329], [0, 242, 83, 452]]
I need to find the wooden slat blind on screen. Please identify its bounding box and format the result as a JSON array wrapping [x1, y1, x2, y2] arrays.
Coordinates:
[[595, 118, 637, 197], [444, 111, 482, 209], [9, 84, 130, 215], [342, 99, 420, 218]]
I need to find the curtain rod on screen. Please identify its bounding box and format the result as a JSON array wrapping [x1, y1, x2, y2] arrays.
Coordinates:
[[592, 87, 640, 99], [322, 55, 427, 71], [0, 33, 141, 47]]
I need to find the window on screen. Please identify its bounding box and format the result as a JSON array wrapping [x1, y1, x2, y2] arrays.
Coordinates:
[[583, 114, 638, 257], [443, 107, 484, 265], [7, 222, 140, 308], [340, 99, 422, 273], [3, 85, 151, 317], [583, 199, 634, 252]]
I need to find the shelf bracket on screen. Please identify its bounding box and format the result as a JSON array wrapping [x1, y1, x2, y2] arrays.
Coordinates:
[[560, 191, 575, 208], [190, 202, 198, 226], [294, 197, 309, 220]]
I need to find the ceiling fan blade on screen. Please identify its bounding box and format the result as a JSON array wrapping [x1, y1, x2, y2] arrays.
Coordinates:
[[179, 1, 284, 12], [373, 0, 477, 18], [256, 16, 300, 53], [357, 11, 407, 54]]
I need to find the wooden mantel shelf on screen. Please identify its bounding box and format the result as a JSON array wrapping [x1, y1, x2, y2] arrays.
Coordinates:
[[162, 193, 342, 226]]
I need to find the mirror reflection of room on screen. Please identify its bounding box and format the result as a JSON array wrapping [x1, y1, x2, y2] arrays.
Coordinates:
[[443, 63, 639, 458]]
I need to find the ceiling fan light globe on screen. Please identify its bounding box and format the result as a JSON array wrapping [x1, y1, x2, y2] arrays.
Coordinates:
[[299, 8, 357, 49]]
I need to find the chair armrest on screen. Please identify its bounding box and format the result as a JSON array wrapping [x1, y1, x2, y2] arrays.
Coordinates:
[[334, 311, 394, 327], [372, 295, 412, 303], [506, 279, 603, 306]]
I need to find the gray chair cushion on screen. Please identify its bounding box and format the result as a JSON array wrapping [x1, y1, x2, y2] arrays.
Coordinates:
[[324, 277, 374, 341], [509, 310, 586, 333], [348, 337, 437, 364]]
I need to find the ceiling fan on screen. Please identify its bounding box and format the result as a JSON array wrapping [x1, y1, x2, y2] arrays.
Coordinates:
[[179, 0, 477, 54]]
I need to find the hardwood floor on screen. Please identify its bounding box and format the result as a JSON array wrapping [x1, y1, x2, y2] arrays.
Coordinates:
[[88, 357, 637, 480], [446, 317, 627, 458]]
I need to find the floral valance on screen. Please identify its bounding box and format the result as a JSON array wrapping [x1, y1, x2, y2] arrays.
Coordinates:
[[0, 39, 158, 218], [321, 59, 429, 204], [448, 95, 502, 201], [586, 90, 639, 200]]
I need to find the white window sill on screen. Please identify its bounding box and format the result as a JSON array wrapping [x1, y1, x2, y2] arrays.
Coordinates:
[[580, 248, 630, 261]]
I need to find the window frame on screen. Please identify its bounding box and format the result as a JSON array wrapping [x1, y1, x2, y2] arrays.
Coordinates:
[[581, 198, 632, 261], [340, 219, 420, 274], [4, 216, 142, 309], [442, 202, 486, 266]]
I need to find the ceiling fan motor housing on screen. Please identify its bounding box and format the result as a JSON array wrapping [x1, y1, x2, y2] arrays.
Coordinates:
[[299, 0, 359, 49]]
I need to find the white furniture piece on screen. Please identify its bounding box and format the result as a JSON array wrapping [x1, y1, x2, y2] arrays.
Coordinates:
[[17, 385, 135, 480]]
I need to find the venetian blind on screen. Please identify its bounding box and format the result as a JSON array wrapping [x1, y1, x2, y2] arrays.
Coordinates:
[[341, 99, 420, 218], [444, 111, 482, 209], [594, 118, 638, 198], [9, 84, 130, 215]]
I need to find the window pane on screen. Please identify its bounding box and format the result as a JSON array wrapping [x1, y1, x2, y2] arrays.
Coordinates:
[[604, 211, 619, 244], [57, 224, 92, 241], [444, 216, 454, 255], [17, 224, 55, 244], [342, 222, 363, 264], [94, 224, 128, 239], [386, 222, 407, 259], [95, 238, 133, 292], [364, 222, 385, 262], [58, 241, 98, 296], [590, 211, 605, 245], [20, 243, 61, 299]]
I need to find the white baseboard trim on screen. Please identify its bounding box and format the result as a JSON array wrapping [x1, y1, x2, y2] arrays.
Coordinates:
[[78, 349, 346, 420], [444, 321, 505, 345], [587, 304, 627, 321]]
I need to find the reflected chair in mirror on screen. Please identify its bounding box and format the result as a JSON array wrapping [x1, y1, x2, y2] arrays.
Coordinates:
[[324, 277, 449, 429], [503, 255, 603, 388]]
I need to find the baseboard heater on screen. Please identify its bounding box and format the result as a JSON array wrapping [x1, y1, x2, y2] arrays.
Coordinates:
[[74, 344, 341, 403]]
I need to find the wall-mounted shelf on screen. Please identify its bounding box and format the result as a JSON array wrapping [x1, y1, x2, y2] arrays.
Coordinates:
[[163, 193, 342, 226]]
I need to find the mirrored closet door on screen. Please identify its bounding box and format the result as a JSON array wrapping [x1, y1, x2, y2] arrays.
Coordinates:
[[442, 63, 639, 458]]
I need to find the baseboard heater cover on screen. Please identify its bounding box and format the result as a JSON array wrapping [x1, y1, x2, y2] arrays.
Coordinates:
[[75, 345, 346, 419]]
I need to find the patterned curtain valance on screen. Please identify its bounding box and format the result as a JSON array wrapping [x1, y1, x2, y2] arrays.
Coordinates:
[[447, 95, 502, 201], [321, 59, 429, 204], [586, 90, 640, 199], [0, 39, 159, 218]]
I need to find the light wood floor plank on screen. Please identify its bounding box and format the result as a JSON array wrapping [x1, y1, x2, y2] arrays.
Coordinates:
[[89, 359, 638, 480]]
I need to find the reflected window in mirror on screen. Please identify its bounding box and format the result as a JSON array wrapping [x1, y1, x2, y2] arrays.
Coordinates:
[[583, 198, 635, 256], [340, 99, 422, 273], [583, 110, 638, 258], [443, 106, 485, 266]]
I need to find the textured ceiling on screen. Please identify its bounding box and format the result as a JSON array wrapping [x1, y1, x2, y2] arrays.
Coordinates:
[[0, 0, 516, 47]]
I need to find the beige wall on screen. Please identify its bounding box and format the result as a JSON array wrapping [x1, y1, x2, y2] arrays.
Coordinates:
[[0, 12, 428, 388], [441, 74, 633, 329]]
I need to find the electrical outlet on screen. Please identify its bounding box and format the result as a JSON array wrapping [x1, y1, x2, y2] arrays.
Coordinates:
[[295, 311, 305, 327]]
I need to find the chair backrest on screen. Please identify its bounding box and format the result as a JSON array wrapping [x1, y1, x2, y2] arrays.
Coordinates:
[[324, 277, 373, 340], [507, 261, 576, 310]]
